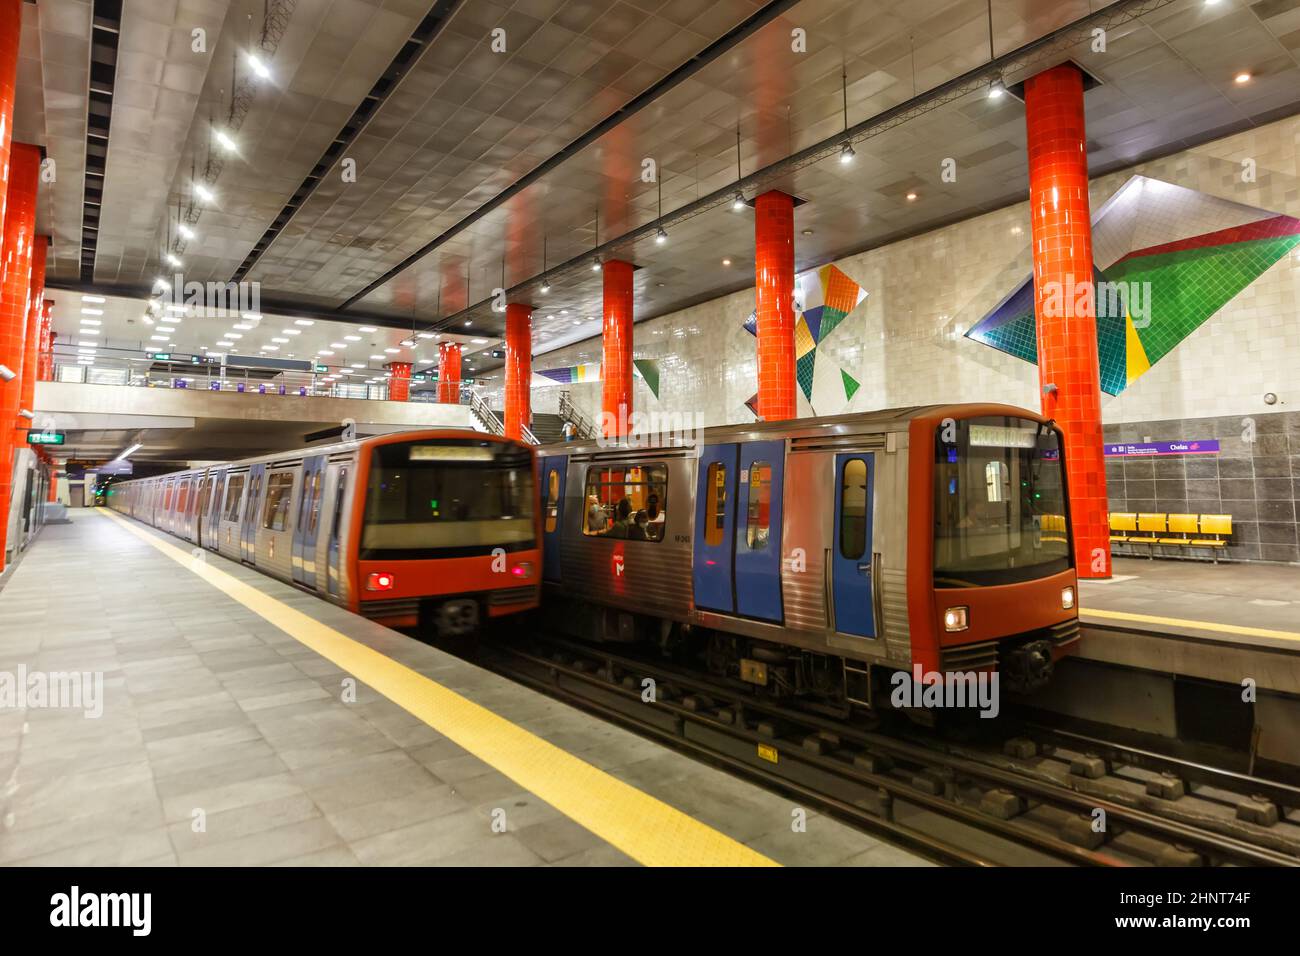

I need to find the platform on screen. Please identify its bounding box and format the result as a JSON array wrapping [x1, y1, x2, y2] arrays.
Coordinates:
[[0, 510, 922, 867]]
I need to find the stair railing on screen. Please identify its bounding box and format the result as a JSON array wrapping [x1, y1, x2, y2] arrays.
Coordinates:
[[558, 390, 599, 441]]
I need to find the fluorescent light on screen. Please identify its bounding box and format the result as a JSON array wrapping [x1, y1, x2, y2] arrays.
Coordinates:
[[370, 354, 384, 360], [344, 335, 361, 341], [80, 319, 102, 326], [150, 335, 169, 341], [358, 326, 377, 332], [166, 254, 182, 267], [81, 308, 103, 316], [263, 345, 279, 351], [215, 130, 237, 151], [217, 340, 233, 347], [157, 326, 175, 334], [81, 295, 106, 304], [195, 183, 214, 203], [471, 338, 488, 344], [400, 339, 415, 347], [272, 337, 288, 343], [119, 443, 143, 460], [330, 342, 347, 349], [77, 358, 94, 365], [384, 347, 399, 354], [318, 350, 334, 356], [417, 332, 435, 339], [294, 319, 314, 326], [282, 329, 300, 335], [77, 348, 96, 355], [233, 323, 253, 330], [226, 332, 242, 339], [242, 312, 262, 320], [77, 339, 97, 346], [246, 52, 271, 80], [350, 363, 365, 369], [178, 224, 195, 239]]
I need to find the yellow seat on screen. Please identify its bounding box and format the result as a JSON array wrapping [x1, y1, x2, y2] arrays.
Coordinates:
[[1159, 514, 1198, 546], [1137, 513, 1167, 534], [1199, 514, 1232, 536], [1190, 539, 1228, 548], [1110, 535, 1129, 543]]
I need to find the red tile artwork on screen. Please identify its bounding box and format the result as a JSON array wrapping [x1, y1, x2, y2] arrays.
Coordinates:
[[437, 342, 462, 403], [385, 361, 412, 402]]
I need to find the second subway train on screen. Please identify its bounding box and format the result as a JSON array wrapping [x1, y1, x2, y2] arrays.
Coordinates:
[[107, 430, 540, 634], [536, 403, 1081, 706]]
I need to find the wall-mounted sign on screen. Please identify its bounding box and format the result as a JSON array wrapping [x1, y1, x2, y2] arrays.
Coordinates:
[[146, 351, 171, 360], [27, 431, 65, 445], [1104, 440, 1220, 457]]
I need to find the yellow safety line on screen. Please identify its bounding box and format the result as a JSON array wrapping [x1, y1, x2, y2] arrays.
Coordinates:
[[99, 509, 776, 867], [1081, 606, 1300, 643]]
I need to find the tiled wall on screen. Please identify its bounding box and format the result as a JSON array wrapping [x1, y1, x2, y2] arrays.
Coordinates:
[[482, 113, 1300, 561], [1104, 412, 1300, 564]]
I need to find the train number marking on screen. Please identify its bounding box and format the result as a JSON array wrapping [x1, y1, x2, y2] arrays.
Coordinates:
[[612, 553, 625, 577]]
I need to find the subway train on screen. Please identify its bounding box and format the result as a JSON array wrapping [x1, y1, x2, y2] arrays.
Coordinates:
[[107, 430, 541, 634], [536, 403, 1080, 706], [4, 446, 57, 567]]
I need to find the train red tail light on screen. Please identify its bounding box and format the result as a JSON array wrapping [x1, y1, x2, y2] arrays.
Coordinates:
[[366, 571, 395, 591]]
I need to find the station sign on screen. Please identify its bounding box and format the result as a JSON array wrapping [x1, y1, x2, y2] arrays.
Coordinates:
[[27, 430, 65, 445], [1104, 440, 1220, 457], [146, 351, 171, 360]]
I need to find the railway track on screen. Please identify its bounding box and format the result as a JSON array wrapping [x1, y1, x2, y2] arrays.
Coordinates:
[[477, 634, 1300, 867]]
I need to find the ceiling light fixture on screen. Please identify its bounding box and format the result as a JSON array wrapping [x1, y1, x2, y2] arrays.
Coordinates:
[[840, 142, 855, 164], [655, 177, 667, 243], [294, 319, 314, 326], [80, 308, 103, 316], [166, 254, 182, 267], [357, 326, 377, 332], [194, 183, 214, 203], [246, 52, 271, 80], [989, 76, 1006, 99], [838, 66, 854, 165], [906, 191, 918, 201], [215, 129, 237, 152], [1235, 71, 1251, 84], [732, 125, 746, 210], [81, 295, 106, 304]]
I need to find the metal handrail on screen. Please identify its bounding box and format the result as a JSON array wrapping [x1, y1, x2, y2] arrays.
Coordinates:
[[461, 385, 504, 435], [558, 390, 599, 441]]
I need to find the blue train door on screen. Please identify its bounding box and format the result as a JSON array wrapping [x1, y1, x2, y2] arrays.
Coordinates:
[[541, 456, 567, 583], [831, 453, 876, 638], [693, 443, 738, 613], [240, 463, 265, 564], [733, 441, 785, 621], [293, 456, 325, 588]]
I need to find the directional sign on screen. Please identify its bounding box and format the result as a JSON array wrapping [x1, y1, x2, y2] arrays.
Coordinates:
[[27, 431, 65, 445]]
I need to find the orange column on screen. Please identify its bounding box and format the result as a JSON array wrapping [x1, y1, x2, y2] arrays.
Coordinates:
[[1024, 64, 1109, 579], [504, 302, 532, 440], [47, 457, 58, 502], [754, 191, 796, 421], [38, 298, 52, 379], [0, 0, 20, 231], [600, 259, 633, 438], [0, 144, 40, 571], [17, 235, 46, 424], [386, 361, 412, 401], [437, 341, 462, 403]]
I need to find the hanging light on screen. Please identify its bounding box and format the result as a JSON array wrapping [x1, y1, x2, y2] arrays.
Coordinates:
[[840, 142, 855, 164], [540, 278, 550, 293], [655, 227, 667, 244], [732, 191, 745, 211], [989, 76, 1006, 99]]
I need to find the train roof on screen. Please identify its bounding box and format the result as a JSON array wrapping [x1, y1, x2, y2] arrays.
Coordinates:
[[114, 428, 528, 484], [538, 402, 1051, 456]]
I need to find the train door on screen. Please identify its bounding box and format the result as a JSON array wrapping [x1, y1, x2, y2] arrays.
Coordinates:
[[292, 455, 326, 588], [240, 463, 266, 564], [205, 470, 226, 550], [541, 455, 567, 583], [693, 443, 738, 613], [325, 462, 350, 598], [831, 452, 877, 638], [733, 441, 786, 622]]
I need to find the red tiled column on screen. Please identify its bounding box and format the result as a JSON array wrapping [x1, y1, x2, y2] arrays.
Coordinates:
[[437, 341, 462, 403], [386, 361, 412, 402], [0, 0, 21, 232], [754, 191, 796, 421], [17, 235, 46, 426], [600, 259, 633, 438], [0, 143, 40, 571], [504, 302, 532, 441], [1025, 64, 1109, 579], [37, 299, 52, 380]]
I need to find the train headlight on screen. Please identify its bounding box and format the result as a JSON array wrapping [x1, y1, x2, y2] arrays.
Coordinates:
[[510, 562, 533, 579], [366, 571, 395, 591], [943, 606, 969, 632], [1061, 586, 1075, 610]]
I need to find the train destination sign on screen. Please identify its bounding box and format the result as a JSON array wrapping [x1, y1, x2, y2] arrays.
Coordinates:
[[27, 431, 65, 445]]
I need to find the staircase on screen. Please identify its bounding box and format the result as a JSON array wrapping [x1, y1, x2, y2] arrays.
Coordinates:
[[528, 413, 567, 444]]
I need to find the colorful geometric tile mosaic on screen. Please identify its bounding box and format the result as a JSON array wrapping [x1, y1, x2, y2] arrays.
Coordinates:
[[744, 263, 868, 414], [533, 359, 662, 400], [966, 176, 1300, 395]]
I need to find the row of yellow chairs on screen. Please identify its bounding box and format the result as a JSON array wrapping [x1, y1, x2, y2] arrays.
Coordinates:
[[1110, 512, 1233, 560], [1039, 513, 1068, 544]]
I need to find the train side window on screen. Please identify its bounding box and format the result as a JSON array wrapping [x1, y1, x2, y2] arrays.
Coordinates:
[[176, 480, 191, 514], [985, 460, 1009, 503], [839, 458, 868, 559], [222, 474, 246, 522], [544, 468, 560, 533], [583, 463, 667, 541], [307, 468, 323, 533], [196, 477, 211, 518], [331, 468, 349, 545], [745, 461, 771, 550], [162, 482, 174, 510], [262, 471, 296, 532], [704, 462, 727, 546]]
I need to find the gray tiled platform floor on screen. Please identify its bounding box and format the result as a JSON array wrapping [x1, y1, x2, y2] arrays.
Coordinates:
[[0, 511, 926, 867], [1081, 557, 1300, 637]]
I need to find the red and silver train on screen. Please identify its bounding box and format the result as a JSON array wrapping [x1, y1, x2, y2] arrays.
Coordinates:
[[106, 430, 540, 634], [536, 404, 1080, 705]]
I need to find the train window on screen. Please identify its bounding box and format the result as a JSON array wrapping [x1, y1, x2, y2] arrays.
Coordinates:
[[331, 467, 348, 546], [196, 477, 211, 518], [222, 475, 246, 522], [306, 468, 323, 533], [162, 482, 174, 510], [839, 458, 868, 559], [583, 463, 667, 542], [544, 468, 560, 533], [262, 471, 296, 532], [176, 480, 190, 514], [745, 461, 772, 550], [362, 442, 534, 557], [703, 462, 726, 546], [985, 461, 1010, 503]]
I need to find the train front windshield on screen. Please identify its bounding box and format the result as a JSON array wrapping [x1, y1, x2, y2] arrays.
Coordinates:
[[933, 417, 1070, 586], [361, 440, 535, 559]]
